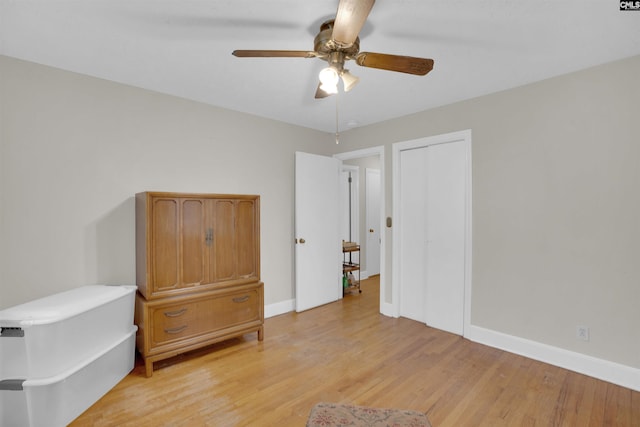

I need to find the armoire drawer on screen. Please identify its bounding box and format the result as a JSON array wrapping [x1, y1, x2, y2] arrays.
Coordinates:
[[146, 286, 262, 346]]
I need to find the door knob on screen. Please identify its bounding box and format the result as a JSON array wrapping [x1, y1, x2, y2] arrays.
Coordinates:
[[299, 238, 306, 244], [369, 229, 374, 233]]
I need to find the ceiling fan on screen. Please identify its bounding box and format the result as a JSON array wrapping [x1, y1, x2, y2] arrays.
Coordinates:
[[232, 0, 434, 99]]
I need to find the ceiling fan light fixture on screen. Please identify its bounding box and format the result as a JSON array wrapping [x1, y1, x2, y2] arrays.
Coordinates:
[[341, 70, 359, 92], [319, 67, 339, 94], [233, 0, 435, 105]]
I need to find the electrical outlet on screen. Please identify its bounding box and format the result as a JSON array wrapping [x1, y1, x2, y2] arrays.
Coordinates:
[[576, 325, 590, 341]]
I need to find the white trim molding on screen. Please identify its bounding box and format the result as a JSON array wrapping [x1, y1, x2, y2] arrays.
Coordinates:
[[380, 302, 395, 318], [265, 299, 295, 319], [465, 324, 640, 392]]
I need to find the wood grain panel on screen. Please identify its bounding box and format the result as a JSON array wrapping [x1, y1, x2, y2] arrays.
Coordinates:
[[211, 199, 236, 282], [236, 199, 258, 279], [151, 198, 178, 292], [180, 198, 205, 286]]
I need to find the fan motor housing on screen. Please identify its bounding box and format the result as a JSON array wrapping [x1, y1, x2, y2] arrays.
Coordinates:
[[314, 20, 360, 60]]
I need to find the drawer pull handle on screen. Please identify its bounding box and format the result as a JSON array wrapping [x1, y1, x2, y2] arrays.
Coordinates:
[[232, 296, 250, 303], [164, 308, 187, 317], [164, 325, 188, 334]]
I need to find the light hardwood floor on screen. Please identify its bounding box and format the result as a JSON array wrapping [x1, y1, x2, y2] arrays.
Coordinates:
[[71, 277, 640, 426]]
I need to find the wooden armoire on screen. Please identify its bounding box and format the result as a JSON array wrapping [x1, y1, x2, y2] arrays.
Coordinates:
[[134, 192, 264, 377]]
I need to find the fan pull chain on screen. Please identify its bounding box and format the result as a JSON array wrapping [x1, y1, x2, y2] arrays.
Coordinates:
[[335, 90, 340, 144]]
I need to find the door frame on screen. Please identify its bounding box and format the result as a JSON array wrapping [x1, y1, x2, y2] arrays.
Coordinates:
[[391, 130, 473, 335], [334, 146, 388, 315]]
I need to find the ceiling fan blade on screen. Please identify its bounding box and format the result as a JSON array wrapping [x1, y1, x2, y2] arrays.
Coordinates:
[[332, 0, 375, 46], [232, 50, 317, 58], [355, 52, 434, 75], [314, 82, 333, 99]]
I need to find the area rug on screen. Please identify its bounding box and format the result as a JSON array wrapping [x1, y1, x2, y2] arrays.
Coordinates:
[[306, 402, 432, 427]]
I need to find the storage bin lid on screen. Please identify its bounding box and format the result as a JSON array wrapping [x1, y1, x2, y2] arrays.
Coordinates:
[[0, 285, 136, 327]]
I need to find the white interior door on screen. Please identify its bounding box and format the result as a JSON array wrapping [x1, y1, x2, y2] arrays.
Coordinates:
[[295, 152, 342, 312], [398, 149, 428, 322], [396, 132, 470, 335], [365, 168, 381, 276], [424, 141, 466, 334]]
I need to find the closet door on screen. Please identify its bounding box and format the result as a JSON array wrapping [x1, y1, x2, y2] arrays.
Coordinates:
[[423, 141, 466, 335], [398, 139, 467, 335]]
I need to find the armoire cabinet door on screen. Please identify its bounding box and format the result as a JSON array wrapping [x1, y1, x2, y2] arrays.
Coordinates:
[[208, 198, 259, 284], [150, 197, 180, 293], [209, 199, 236, 283], [137, 192, 260, 299], [236, 199, 258, 279], [180, 198, 206, 287], [150, 197, 206, 295]]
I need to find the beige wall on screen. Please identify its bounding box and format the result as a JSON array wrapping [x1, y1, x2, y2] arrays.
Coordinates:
[[334, 55, 640, 369], [2, 54, 639, 372], [0, 55, 333, 309]]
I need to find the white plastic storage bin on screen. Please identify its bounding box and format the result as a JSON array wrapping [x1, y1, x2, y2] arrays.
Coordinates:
[[0, 326, 137, 427], [0, 285, 136, 379]]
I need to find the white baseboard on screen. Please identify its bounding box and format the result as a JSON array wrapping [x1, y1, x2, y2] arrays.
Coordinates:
[[380, 302, 397, 318], [265, 299, 295, 319], [465, 324, 640, 392]]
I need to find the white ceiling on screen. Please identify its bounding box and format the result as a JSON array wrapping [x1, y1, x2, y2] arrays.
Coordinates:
[[2, 1, 639, 133]]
